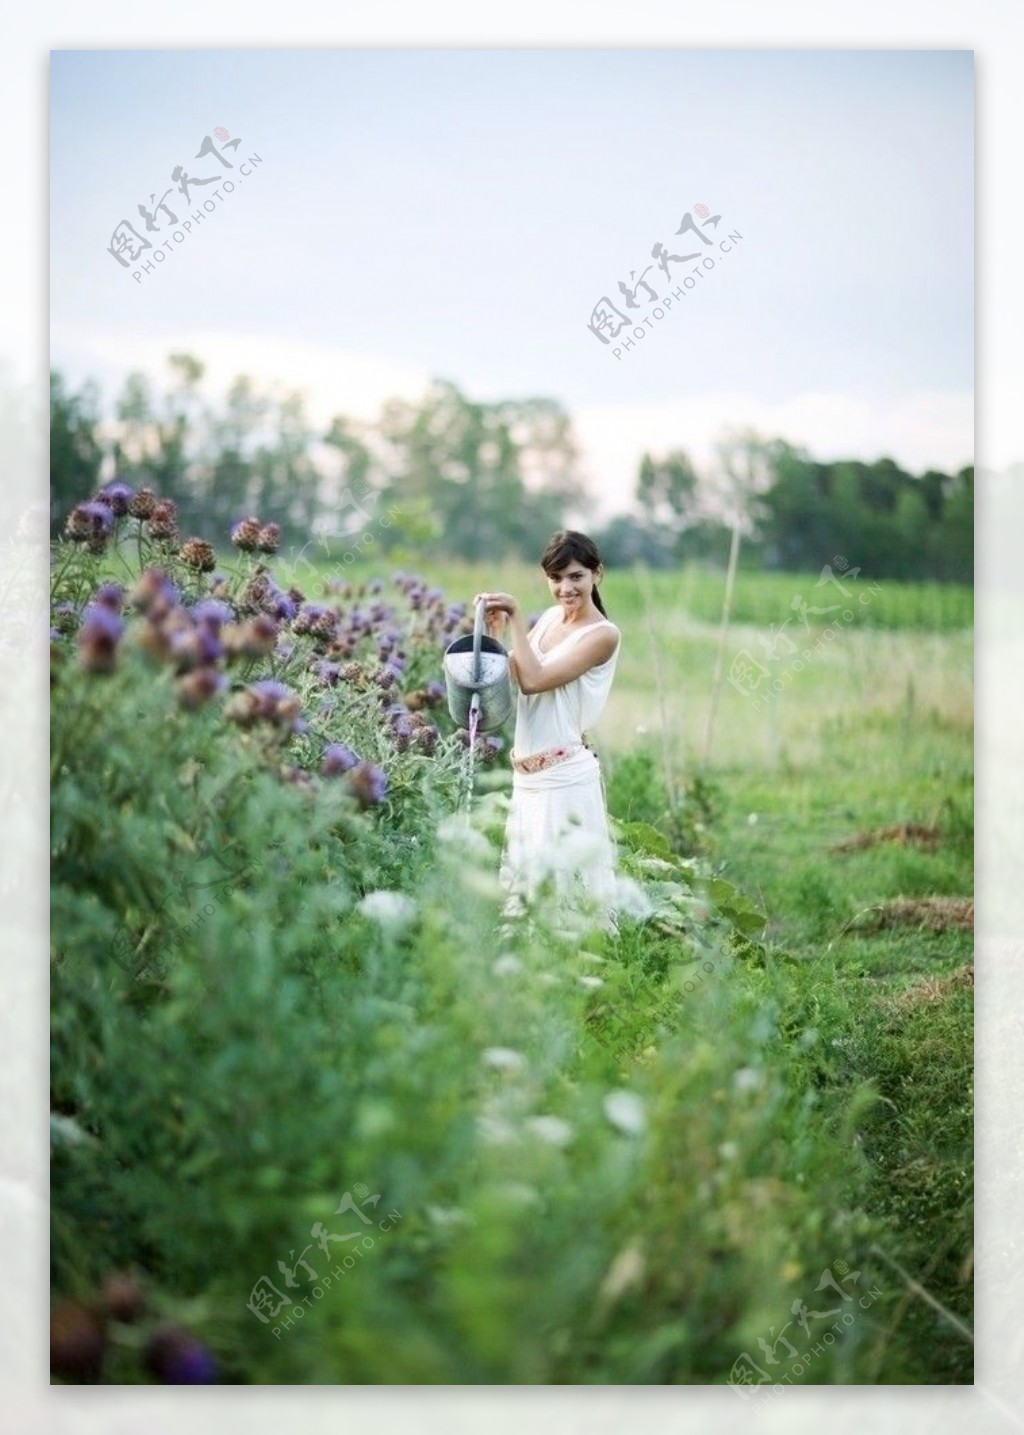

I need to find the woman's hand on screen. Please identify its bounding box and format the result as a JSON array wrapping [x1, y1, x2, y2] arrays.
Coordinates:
[[474, 591, 519, 639]]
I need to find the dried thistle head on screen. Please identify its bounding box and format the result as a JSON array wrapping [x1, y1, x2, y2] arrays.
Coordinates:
[[230, 517, 262, 552], [128, 487, 157, 520], [256, 522, 281, 554], [178, 538, 218, 572], [148, 501, 179, 544], [175, 666, 226, 710], [64, 501, 114, 546]]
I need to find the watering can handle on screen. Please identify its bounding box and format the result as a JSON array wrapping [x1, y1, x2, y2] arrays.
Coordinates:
[[472, 596, 486, 685]]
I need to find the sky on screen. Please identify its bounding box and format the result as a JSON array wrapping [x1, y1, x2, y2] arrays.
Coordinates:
[[50, 48, 973, 520]]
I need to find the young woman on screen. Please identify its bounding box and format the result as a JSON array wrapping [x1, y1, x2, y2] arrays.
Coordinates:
[[474, 530, 622, 933]]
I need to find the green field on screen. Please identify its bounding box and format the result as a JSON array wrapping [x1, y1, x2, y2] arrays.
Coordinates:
[[52, 531, 973, 1386]]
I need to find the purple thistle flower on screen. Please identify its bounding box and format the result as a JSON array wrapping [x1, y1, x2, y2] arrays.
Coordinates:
[[372, 666, 397, 691], [227, 680, 306, 733], [293, 602, 339, 641], [81, 603, 123, 639], [391, 716, 415, 751], [313, 660, 341, 686], [346, 761, 389, 808], [250, 679, 291, 704], [424, 679, 445, 705], [130, 567, 180, 614], [191, 598, 234, 629], [268, 588, 297, 622], [95, 480, 136, 517], [194, 624, 224, 666], [93, 582, 125, 612], [322, 742, 359, 776], [78, 603, 124, 675], [144, 1325, 218, 1384], [65, 500, 114, 544]]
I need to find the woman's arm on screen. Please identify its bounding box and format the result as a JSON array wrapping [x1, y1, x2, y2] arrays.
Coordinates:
[[476, 593, 618, 695], [519, 625, 618, 694]]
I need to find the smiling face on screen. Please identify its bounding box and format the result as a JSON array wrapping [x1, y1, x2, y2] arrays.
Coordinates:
[[545, 559, 601, 615]]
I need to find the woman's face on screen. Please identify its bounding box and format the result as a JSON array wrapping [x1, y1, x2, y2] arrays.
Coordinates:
[[545, 560, 600, 614]]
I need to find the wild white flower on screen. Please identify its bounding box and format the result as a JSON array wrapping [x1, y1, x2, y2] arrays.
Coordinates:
[[747, 813, 759, 825], [437, 816, 492, 860], [733, 1066, 763, 1094], [525, 1115, 574, 1147], [476, 1114, 516, 1145], [598, 1241, 646, 1303], [49, 1112, 98, 1147], [492, 953, 523, 976], [578, 974, 604, 990], [425, 1204, 470, 1227], [718, 1141, 739, 1161], [603, 1089, 647, 1136], [495, 1181, 541, 1207], [481, 1046, 525, 1071], [357, 890, 416, 928], [612, 876, 655, 921]]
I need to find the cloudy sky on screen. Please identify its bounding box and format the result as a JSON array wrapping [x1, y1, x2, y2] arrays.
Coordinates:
[[50, 48, 973, 518]]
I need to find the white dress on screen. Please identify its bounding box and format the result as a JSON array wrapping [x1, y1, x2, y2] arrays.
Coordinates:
[[498, 605, 622, 933]]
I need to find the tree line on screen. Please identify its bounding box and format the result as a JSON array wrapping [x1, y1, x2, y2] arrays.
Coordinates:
[[50, 356, 972, 583]]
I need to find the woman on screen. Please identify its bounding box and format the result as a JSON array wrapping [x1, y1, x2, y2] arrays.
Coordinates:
[[474, 530, 622, 934]]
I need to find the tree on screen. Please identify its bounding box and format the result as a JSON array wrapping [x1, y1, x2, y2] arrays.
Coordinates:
[[635, 450, 700, 557], [375, 379, 589, 561], [50, 371, 104, 535]]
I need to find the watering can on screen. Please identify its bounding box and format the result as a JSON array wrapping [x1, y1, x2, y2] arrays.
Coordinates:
[[443, 597, 514, 733]]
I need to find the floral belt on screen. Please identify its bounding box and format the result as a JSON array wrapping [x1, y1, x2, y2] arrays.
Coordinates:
[[511, 738, 592, 774]]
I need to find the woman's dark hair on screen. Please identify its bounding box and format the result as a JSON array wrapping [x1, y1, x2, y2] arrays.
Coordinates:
[[539, 530, 609, 617]]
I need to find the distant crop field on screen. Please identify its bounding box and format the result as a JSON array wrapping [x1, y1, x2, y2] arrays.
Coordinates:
[[279, 554, 974, 768]]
